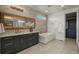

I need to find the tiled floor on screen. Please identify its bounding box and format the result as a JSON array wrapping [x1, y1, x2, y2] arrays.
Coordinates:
[[18, 38, 79, 54]]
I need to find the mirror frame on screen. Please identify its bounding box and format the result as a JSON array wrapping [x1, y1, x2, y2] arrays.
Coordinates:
[[0, 12, 36, 30]]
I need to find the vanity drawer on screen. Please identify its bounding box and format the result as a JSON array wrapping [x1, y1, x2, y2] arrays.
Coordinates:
[[2, 39, 13, 44], [2, 39, 14, 47], [1, 36, 14, 44], [2, 47, 14, 54]]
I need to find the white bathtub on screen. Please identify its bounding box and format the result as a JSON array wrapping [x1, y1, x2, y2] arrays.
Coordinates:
[[39, 33, 54, 44]]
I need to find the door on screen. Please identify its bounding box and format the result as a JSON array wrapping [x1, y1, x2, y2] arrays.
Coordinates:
[[66, 20, 76, 38]]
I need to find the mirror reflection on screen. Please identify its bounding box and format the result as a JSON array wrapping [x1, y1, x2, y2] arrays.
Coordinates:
[[0, 12, 35, 29]]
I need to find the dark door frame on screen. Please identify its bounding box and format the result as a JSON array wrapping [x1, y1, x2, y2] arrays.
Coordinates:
[[65, 12, 77, 39]]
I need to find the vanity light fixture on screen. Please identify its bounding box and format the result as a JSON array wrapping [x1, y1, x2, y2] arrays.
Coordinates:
[[10, 5, 23, 12]]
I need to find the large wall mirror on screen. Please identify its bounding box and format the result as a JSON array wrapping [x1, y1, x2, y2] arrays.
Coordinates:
[[0, 12, 35, 30]]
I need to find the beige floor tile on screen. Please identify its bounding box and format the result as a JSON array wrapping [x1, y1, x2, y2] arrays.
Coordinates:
[[18, 38, 79, 54]]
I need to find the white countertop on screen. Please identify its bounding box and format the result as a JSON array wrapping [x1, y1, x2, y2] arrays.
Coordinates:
[[0, 31, 39, 38]]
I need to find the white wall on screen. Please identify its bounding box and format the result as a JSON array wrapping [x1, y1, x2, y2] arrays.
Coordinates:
[[48, 7, 79, 41], [48, 12, 65, 40]]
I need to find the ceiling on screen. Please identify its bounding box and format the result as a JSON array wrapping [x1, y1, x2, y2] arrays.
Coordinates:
[[23, 5, 79, 15]]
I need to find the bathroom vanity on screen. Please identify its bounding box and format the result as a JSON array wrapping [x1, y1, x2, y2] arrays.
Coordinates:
[[0, 32, 39, 54]]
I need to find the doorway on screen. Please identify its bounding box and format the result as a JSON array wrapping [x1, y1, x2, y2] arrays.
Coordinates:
[[66, 12, 76, 39]]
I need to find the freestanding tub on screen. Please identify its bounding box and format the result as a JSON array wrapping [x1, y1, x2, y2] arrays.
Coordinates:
[[39, 33, 54, 44]]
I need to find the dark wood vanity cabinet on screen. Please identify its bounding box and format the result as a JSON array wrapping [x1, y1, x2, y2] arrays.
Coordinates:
[[0, 32, 39, 54]]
